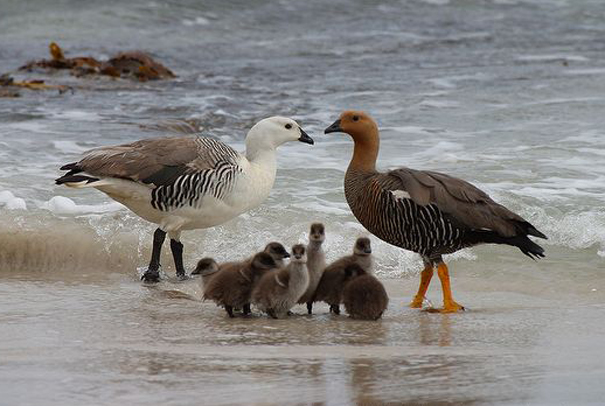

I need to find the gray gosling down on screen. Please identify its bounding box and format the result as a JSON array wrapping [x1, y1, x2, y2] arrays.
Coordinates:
[[312, 237, 373, 315], [203, 252, 278, 317], [297, 223, 326, 314], [342, 264, 388, 320], [191, 241, 290, 282], [191, 257, 220, 284], [252, 244, 310, 319]]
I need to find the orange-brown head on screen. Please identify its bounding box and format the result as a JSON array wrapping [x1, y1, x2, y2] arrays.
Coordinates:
[[324, 111, 379, 172]]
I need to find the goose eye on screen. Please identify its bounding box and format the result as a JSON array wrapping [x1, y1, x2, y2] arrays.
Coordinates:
[[285, 123, 292, 129], [352, 115, 360, 121]]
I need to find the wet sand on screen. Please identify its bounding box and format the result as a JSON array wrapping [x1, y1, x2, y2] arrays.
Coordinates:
[[1, 264, 604, 406]]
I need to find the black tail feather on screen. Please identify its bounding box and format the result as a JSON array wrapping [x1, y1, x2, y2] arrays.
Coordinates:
[[523, 222, 547, 240], [60, 162, 81, 171], [55, 174, 99, 185], [470, 231, 546, 260]]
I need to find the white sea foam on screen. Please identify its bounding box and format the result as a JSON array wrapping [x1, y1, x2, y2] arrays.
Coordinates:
[[5, 197, 27, 210], [0, 191, 27, 210], [52, 141, 91, 154], [182, 16, 210, 26], [41, 196, 125, 215], [516, 54, 589, 62], [48, 110, 102, 121]]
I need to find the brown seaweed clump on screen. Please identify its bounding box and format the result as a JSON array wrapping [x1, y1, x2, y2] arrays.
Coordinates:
[[19, 42, 175, 81], [0, 73, 71, 95]]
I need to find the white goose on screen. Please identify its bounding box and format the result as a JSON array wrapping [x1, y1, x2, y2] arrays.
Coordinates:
[[56, 117, 314, 282]]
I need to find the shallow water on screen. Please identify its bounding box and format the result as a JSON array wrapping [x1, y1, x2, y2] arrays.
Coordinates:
[[1, 0, 604, 405]]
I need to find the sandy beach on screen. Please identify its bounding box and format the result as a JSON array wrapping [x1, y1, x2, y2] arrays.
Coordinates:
[[2, 249, 604, 406]]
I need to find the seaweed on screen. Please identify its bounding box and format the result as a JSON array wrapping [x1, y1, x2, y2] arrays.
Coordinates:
[[19, 42, 175, 81], [0, 73, 71, 94]]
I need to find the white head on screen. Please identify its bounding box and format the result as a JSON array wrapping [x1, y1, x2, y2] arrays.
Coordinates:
[[245, 116, 314, 155]]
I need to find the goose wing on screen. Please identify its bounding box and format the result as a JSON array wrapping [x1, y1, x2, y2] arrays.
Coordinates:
[[58, 136, 240, 187], [384, 167, 546, 239]]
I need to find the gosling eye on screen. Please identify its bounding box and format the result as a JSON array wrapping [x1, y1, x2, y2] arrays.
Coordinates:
[[352, 115, 360, 121], [285, 123, 292, 129]]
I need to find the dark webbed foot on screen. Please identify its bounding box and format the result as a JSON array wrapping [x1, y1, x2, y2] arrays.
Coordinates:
[[267, 309, 278, 319], [176, 273, 189, 281], [141, 269, 160, 283], [225, 305, 235, 318], [287, 310, 294, 316]]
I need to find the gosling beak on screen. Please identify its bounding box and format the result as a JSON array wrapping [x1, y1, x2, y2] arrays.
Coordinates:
[[324, 119, 342, 134], [298, 128, 314, 145], [283, 252, 291, 259], [364, 248, 372, 254]]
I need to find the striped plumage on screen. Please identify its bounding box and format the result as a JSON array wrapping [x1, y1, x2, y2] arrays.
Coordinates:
[[56, 116, 314, 282], [325, 111, 547, 313]]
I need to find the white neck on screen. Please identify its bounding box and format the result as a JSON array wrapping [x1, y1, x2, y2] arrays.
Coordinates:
[[245, 145, 277, 168], [288, 261, 309, 291]]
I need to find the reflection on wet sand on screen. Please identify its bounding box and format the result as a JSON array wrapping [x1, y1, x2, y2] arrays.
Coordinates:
[[1, 276, 602, 406], [417, 311, 452, 347]]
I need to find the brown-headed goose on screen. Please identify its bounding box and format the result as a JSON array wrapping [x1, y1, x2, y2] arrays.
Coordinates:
[[251, 244, 309, 319], [312, 237, 373, 315], [324, 111, 547, 313], [297, 223, 326, 314], [342, 264, 388, 321], [56, 117, 313, 282], [203, 252, 277, 317]]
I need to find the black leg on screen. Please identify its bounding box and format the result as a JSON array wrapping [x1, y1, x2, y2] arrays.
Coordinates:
[[243, 304, 251, 315], [141, 228, 166, 283], [170, 239, 187, 280], [306, 302, 313, 315], [267, 309, 278, 319], [330, 304, 340, 315], [225, 305, 234, 318]]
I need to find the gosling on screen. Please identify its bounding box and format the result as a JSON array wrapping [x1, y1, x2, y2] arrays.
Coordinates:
[[342, 264, 388, 320], [191, 241, 289, 282], [313, 237, 373, 315], [203, 252, 277, 317], [191, 257, 220, 284], [297, 223, 326, 314], [252, 244, 309, 319]]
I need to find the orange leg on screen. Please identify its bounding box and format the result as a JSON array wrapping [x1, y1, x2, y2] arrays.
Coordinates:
[[436, 262, 464, 313], [410, 264, 434, 308]]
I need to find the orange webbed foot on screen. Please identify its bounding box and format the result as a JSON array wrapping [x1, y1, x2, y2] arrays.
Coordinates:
[[439, 300, 465, 313], [409, 295, 425, 308]]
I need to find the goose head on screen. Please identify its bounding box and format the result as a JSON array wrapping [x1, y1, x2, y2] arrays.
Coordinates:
[[324, 111, 378, 144], [309, 222, 325, 244], [353, 237, 372, 256], [264, 241, 290, 267], [246, 116, 314, 153], [290, 244, 307, 264]]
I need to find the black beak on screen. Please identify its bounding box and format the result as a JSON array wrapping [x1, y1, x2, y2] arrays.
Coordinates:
[[364, 248, 372, 254], [298, 128, 314, 145], [283, 252, 291, 258], [324, 119, 342, 134]]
